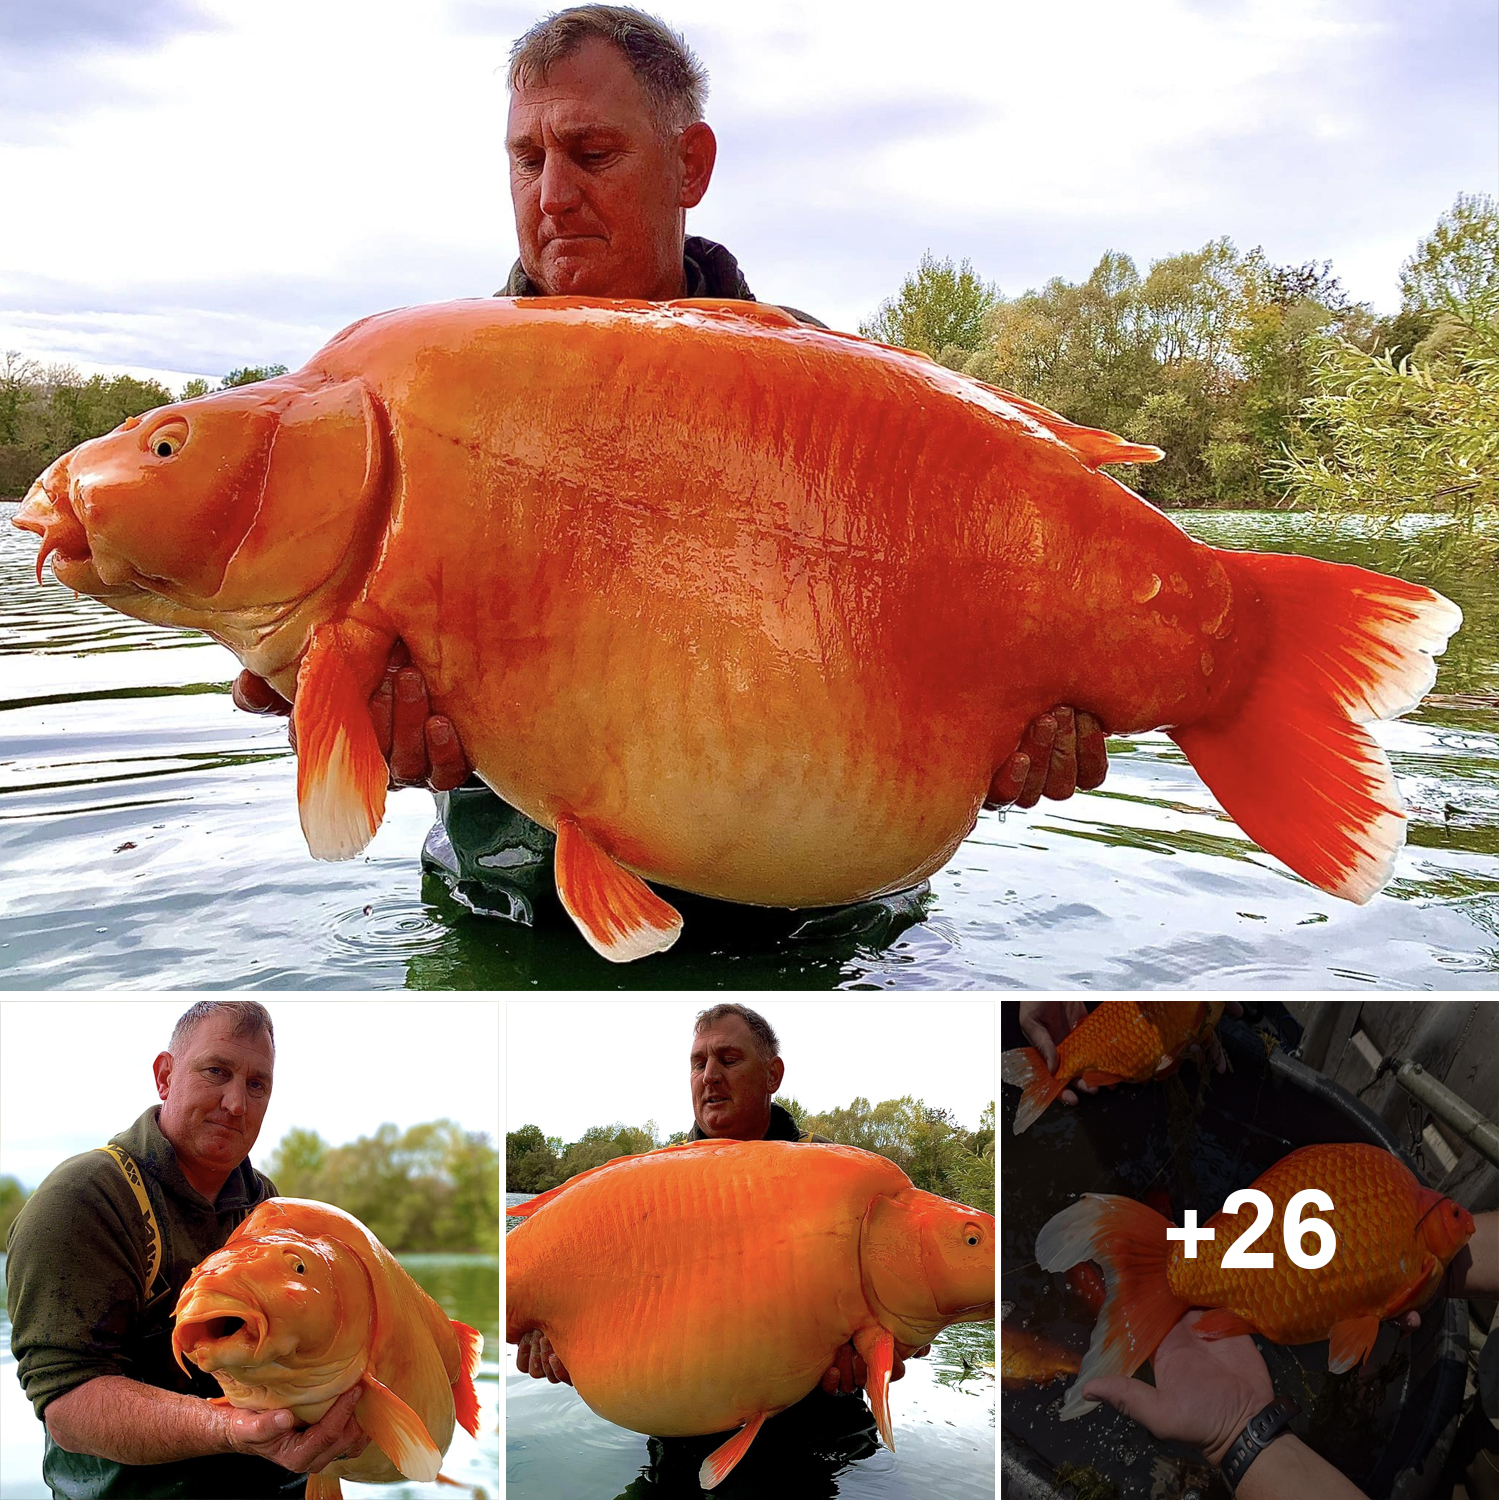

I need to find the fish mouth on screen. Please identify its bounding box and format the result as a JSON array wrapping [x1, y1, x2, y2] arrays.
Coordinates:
[[173, 1297, 268, 1375], [13, 478, 93, 587]]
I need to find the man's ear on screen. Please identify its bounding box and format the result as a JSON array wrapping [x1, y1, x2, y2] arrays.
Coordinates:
[[153, 1051, 173, 1101], [679, 121, 716, 209], [768, 1055, 786, 1094], [212, 378, 387, 610]]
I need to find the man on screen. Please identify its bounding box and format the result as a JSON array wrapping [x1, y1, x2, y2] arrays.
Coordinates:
[[6, 1002, 367, 1499], [233, 3, 1109, 929], [515, 1002, 928, 1406]]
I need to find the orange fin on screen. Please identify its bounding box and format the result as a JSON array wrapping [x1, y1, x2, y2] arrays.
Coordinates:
[[1192, 1308, 1255, 1341], [554, 815, 682, 962], [1035, 1193, 1185, 1420], [1077, 1070, 1125, 1088], [305, 1471, 343, 1500], [1327, 1315, 1382, 1374], [853, 1326, 896, 1450], [698, 1409, 772, 1489], [979, 383, 1165, 468], [355, 1373, 443, 1482], [207, 1395, 237, 1407], [1000, 1046, 1068, 1134], [293, 623, 390, 861], [450, 1319, 484, 1437], [1171, 551, 1461, 902]]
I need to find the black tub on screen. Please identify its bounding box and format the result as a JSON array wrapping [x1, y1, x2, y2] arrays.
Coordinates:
[[1000, 1015, 1470, 1500]]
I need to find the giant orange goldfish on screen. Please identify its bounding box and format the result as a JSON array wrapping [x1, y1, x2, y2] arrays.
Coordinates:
[[1002, 1001, 1225, 1133], [172, 1199, 483, 1499], [505, 1139, 994, 1489], [1035, 1142, 1474, 1420], [13, 298, 1461, 961]]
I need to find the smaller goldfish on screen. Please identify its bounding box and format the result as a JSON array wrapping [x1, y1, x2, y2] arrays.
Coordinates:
[[1036, 1142, 1474, 1420], [1000, 1326, 1082, 1390], [1002, 1002, 1225, 1133]]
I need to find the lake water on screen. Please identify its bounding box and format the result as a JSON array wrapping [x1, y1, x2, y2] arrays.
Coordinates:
[[505, 1191, 996, 1498], [1, 509, 1493, 989], [0, 1249, 499, 1500]]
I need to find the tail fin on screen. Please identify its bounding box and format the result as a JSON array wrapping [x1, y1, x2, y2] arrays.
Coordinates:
[[450, 1320, 484, 1438], [1000, 1047, 1067, 1135], [1173, 550, 1461, 902], [1035, 1193, 1185, 1420]]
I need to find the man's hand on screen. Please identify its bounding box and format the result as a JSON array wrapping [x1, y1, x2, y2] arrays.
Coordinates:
[[985, 707, 1108, 810], [231, 641, 471, 793], [818, 1339, 930, 1395], [1083, 1310, 1272, 1469], [516, 1329, 572, 1385], [1017, 1001, 1095, 1107], [224, 1384, 369, 1473]]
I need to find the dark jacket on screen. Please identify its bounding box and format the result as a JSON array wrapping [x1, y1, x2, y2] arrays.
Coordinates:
[[6, 1107, 301, 1499], [688, 1100, 833, 1144]]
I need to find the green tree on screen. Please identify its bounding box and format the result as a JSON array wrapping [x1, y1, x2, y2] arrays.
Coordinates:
[[180, 377, 215, 399], [860, 252, 998, 364], [1400, 192, 1499, 315], [0, 1175, 30, 1243], [222, 364, 289, 388]]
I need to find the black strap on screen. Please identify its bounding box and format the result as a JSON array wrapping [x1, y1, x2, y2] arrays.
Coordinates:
[[1221, 1395, 1300, 1490]]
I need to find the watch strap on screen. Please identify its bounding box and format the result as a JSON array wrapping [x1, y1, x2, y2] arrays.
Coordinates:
[[1221, 1395, 1300, 1490]]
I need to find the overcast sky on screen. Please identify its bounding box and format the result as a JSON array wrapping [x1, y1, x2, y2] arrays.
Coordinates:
[[506, 999, 994, 1143], [0, 0, 1493, 389], [0, 1000, 498, 1189]]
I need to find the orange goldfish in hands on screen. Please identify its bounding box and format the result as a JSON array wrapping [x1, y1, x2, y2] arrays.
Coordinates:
[[173, 1199, 483, 1500]]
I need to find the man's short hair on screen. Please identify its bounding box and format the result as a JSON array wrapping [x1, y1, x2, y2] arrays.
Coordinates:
[[169, 1001, 275, 1056], [508, 5, 709, 136], [694, 1003, 779, 1060]]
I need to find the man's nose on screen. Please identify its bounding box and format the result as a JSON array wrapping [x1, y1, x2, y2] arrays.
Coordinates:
[[537, 153, 583, 217], [221, 1079, 247, 1116]]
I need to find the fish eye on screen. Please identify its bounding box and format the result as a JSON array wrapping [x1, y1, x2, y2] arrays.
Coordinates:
[[148, 419, 189, 458], [964, 1222, 983, 1246], [295, 1261, 305, 1274]]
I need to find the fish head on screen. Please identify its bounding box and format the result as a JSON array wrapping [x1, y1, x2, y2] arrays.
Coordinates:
[[173, 1218, 375, 1407], [1415, 1187, 1475, 1264], [860, 1188, 995, 1347], [12, 374, 386, 634]]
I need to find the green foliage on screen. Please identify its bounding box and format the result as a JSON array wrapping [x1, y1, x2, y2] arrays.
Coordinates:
[[180, 377, 215, 400], [0, 1174, 30, 1245], [860, 252, 998, 364], [1400, 192, 1498, 315], [509, 1099, 994, 1216], [265, 1119, 498, 1254], [221, 364, 289, 388]]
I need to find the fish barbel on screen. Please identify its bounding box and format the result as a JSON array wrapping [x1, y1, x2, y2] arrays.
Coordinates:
[[12, 297, 1461, 961], [172, 1198, 482, 1498], [1002, 1000, 1225, 1133], [1035, 1142, 1474, 1419], [505, 1138, 994, 1489]]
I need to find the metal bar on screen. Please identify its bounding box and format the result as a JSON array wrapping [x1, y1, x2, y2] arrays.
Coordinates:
[[1392, 1059, 1500, 1166]]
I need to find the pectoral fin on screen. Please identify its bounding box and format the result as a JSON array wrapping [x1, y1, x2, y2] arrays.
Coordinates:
[[853, 1325, 896, 1451], [1191, 1309, 1255, 1341], [699, 1409, 774, 1490], [304, 1471, 343, 1500], [355, 1373, 443, 1482], [1327, 1315, 1381, 1374], [554, 815, 682, 962], [293, 622, 390, 860]]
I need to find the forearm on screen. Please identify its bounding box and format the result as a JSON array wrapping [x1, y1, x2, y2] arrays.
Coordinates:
[[1450, 1211, 1498, 1298], [45, 1375, 233, 1465], [1234, 1433, 1369, 1500]]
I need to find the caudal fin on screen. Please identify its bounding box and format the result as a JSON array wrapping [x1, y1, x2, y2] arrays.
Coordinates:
[[1000, 1046, 1067, 1134], [1173, 550, 1461, 903], [1035, 1193, 1185, 1419]]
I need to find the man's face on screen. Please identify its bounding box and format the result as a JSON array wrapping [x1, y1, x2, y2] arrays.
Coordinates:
[[155, 1018, 273, 1182], [506, 37, 714, 299], [690, 1016, 784, 1141]]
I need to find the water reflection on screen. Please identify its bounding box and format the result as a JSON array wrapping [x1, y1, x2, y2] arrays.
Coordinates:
[[0, 510, 1493, 989]]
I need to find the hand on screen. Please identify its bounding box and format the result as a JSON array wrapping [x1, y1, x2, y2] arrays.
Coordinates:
[[985, 707, 1108, 810], [231, 642, 471, 793], [818, 1339, 930, 1395], [224, 1384, 369, 1473], [1083, 1309, 1273, 1469], [516, 1329, 572, 1385], [1018, 1001, 1095, 1106]]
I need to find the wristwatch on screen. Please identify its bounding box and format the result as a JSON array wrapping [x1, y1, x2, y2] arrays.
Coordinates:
[[1220, 1395, 1301, 1490]]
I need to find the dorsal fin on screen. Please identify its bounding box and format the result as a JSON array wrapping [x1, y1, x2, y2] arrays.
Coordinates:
[[976, 382, 1164, 469], [667, 298, 803, 329]]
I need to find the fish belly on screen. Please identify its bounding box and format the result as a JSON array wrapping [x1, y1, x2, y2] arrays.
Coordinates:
[[349, 303, 1239, 906], [507, 1144, 899, 1435]]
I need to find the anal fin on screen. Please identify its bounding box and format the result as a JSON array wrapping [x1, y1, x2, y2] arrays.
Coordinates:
[[1191, 1308, 1255, 1341], [699, 1409, 773, 1490], [1327, 1315, 1381, 1374], [355, 1373, 443, 1482], [554, 815, 682, 962], [853, 1326, 896, 1450], [304, 1470, 343, 1500]]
